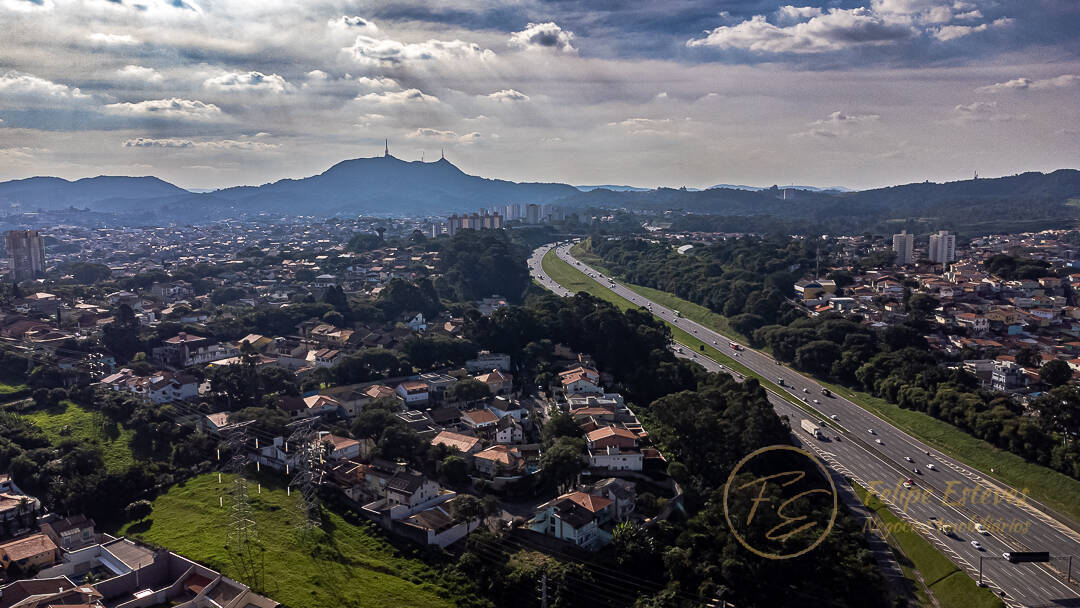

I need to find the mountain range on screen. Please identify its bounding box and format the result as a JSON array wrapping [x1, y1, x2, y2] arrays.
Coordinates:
[[0, 155, 1078, 232]]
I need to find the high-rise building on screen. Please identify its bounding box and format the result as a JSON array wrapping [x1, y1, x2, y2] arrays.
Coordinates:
[[6, 230, 45, 281], [892, 230, 914, 265], [928, 230, 956, 264], [526, 204, 540, 225]]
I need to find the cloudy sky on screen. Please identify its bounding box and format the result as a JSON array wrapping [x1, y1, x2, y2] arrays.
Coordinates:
[[1, 0, 1078, 190]]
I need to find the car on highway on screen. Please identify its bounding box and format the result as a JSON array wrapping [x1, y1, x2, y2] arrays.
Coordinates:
[[875, 438, 883, 444], [830, 414, 839, 420], [868, 429, 875, 434], [971, 540, 984, 551], [927, 463, 937, 471], [905, 456, 913, 462], [903, 480, 912, 489], [913, 467, 920, 474], [803, 388, 809, 393], [976, 523, 989, 535], [813, 399, 820, 404]]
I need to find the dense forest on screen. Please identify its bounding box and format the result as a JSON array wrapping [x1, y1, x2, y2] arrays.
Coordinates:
[[590, 237, 1080, 482]]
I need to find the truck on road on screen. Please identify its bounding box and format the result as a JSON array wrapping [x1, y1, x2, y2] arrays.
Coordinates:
[[800, 419, 823, 439]]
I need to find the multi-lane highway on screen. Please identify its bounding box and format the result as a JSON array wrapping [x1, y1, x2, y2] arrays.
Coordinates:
[[530, 241, 1080, 608]]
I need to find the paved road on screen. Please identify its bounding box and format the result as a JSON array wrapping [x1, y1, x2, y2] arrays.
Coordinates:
[[530, 241, 1080, 608]]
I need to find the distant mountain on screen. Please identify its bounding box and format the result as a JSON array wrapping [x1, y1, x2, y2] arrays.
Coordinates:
[[708, 184, 851, 192], [576, 185, 654, 192], [0, 175, 188, 211], [0, 159, 1076, 234], [214, 156, 579, 215]]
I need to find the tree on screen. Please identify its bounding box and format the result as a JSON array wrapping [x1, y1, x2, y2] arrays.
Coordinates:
[[125, 499, 153, 522], [322, 310, 345, 327], [541, 409, 581, 445], [450, 494, 485, 523], [540, 437, 586, 491], [445, 378, 491, 404], [1040, 359, 1073, 387], [440, 454, 469, 485]]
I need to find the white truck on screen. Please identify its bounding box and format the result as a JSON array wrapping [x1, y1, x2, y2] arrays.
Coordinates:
[[800, 419, 823, 439]]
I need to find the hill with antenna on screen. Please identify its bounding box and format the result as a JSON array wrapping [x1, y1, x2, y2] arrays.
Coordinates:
[[213, 150, 579, 215]]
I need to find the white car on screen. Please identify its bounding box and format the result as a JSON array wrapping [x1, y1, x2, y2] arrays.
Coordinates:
[[971, 540, 983, 551], [830, 414, 839, 421], [905, 456, 914, 463], [813, 399, 820, 404], [875, 439, 883, 444], [927, 464, 937, 471], [803, 388, 810, 393], [868, 429, 875, 435], [975, 523, 989, 535]]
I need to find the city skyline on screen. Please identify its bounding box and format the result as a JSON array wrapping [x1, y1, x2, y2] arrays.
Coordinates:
[[1, 0, 1078, 191]]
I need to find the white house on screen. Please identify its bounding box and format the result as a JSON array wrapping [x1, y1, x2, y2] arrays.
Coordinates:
[[396, 380, 430, 404]]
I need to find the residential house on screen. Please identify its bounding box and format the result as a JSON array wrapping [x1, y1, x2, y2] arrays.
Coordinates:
[[39, 515, 96, 552], [528, 492, 612, 550], [465, 351, 512, 373], [461, 409, 499, 435], [397, 500, 481, 548], [302, 394, 342, 418], [588, 478, 637, 521], [475, 369, 513, 395], [430, 431, 483, 457], [99, 369, 199, 404], [992, 361, 1027, 391], [586, 426, 643, 471], [396, 381, 430, 405], [0, 492, 40, 538], [318, 432, 367, 461], [495, 415, 524, 444], [473, 445, 525, 477], [0, 533, 59, 572], [309, 348, 341, 368]]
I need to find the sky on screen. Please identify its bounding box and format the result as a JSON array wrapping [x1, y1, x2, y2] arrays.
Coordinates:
[[0, 0, 1078, 191]]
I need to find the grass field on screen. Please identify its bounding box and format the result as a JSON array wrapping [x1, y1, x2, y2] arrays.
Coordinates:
[[853, 483, 1004, 608], [564, 242, 1080, 526], [25, 401, 135, 472], [118, 473, 459, 608]]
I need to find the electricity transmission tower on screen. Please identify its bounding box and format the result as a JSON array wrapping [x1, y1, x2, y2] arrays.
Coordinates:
[[220, 421, 263, 589], [286, 418, 322, 533]]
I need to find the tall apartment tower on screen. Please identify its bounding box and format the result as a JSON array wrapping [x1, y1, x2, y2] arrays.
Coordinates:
[[892, 230, 914, 265], [928, 230, 956, 264], [525, 203, 541, 225], [6, 230, 45, 281]]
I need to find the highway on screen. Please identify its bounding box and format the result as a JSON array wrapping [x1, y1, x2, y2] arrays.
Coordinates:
[[530, 241, 1080, 608]]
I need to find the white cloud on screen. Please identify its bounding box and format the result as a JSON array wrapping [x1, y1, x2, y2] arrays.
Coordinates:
[[776, 6, 824, 24], [932, 17, 1012, 41], [354, 88, 439, 105], [123, 137, 279, 150], [203, 71, 289, 93], [978, 74, 1080, 93], [0, 71, 90, 106], [408, 128, 480, 143], [344, 35, 494, 66], [486, 89, 530, 102], [687, 8, 915, 53], [116, 65, 163, 83], [953, 101, 1024, 122], [327, 16, 378, 34], [355, 76, 400, 91], [104, 98, 225, 121], [509, 22, 577, 54], [795, 110, 880, 137], [87, 32, 139, 45]]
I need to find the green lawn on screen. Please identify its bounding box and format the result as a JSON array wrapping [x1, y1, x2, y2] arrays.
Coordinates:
[[853, 483, 1003, 608], [25, 401, 135, 472], [563, 243, 1080, 526], [118, 473, 458, 608]]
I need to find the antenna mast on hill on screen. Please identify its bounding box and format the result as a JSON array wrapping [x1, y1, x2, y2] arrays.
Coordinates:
[[384, 139, 390, 157], [441, 147, 445, 160]]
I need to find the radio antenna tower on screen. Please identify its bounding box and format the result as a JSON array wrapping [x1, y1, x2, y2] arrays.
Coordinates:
[[220, 421, 263, 590], [286, 418, 322, 533]]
